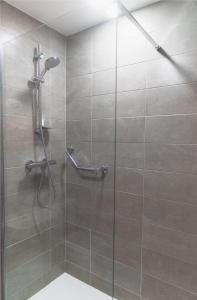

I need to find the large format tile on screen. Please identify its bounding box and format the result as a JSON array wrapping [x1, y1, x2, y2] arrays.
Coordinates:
[[145, 115, 197, 144], [117, 117, 145, 143], [92, 94, 115, 119], [66, 242, 90, 271], [93, 69, 116, 95], [117, 63, 146, 92], [146, 83, 197, 116], [146, 52, 197, 88], [143, 220, 197, 267], [142, 274, 197, 300], [143, 248, 197, 295], [117, 90, 146, 118], [66, 223, 90, 250], [67, 74, 92, 98], [114, 261, 141, 295], [116, 167, 143, 196], [144, 171, 197, 205], [92, 21, 116, 72], [92, 119, 115, 142], [116, 143, 144, 169], [67, 30, 92, 76], [6, 252, 50, 298], [6, 230, 50, 272], [145, 143, 197, 173], [144, 197, 197, 235]]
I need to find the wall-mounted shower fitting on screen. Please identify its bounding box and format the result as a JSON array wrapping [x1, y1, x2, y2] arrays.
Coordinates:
[[29, 45, 60, 133], [25, 159, 56, 172]]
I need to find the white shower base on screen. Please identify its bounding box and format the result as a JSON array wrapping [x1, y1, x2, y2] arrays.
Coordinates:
[[29, 273, 114, 300]]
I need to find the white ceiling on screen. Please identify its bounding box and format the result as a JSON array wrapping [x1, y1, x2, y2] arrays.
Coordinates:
[[4, 0, 160, 36]]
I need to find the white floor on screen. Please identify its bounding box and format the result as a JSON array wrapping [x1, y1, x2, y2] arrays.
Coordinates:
[[29, 273, 114, 300]]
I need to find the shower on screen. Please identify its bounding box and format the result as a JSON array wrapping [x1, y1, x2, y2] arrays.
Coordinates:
[[26, 46, 60, 208], [1, 0, 197, 299], [37, 56, 60, 83]]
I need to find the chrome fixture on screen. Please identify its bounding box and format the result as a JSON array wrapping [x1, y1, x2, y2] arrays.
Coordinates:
[[26, 44, 60, 209], [37, 56, 60, 83], [117, 0, 161, 51], [29, 46, 60, 132], [25, 159, 56, 172], [66, 147, 108, 178]]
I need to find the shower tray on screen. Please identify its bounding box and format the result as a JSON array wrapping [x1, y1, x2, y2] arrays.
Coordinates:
[[29, 273, 115, 300]]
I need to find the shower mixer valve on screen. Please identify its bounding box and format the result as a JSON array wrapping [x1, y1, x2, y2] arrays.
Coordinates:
[[25, 158, 56, 172]]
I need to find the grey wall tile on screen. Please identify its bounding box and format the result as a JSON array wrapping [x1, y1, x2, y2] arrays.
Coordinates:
[[6, 211, 50, 246], [3, 86, 33, 116], [117, 117, 145, 143], [116, 143, 144, 169], [114, 261, 141, 295], [153, 19, 197, 56], [116, 167, 143, 196], [118, 63, 146, 92], [143, 248, 197, 295], [5, 167, 35, 195], [145, 143, 197, 173], [67, 96, 91, 121], [6, 230, 50, 272], [143, 221, 197, 267], [67, 30, 92, 76], [115, 215, 141, 245], [92, 118, 115, 142], [146, 83, 197, 116], [117, 26, 160, 67], [6, 251, 50, 298], [67, 74, 92, 98], [92, 94, 115, 119], [146, 115, 197, 144], [65, 261, 90, 284], [146, 52, 197, 88], [92, 21, 116, 72], [116, 191, 142, 221], [142, 274, 197, 300], [144, 197, 197, 235], [91, 211, 114, 236], [144, 171, 197, 205], [66, 120, 91, 143], [93, 69, 116, 95], [115, 236, 141, 270], [91, 252, 113, 283], [5, 190, 35, 221], [92, 142, 115, 166], [66, 223, 90, 250], [66, 242, 90, 271], [91, 231, 113, 259], [90, 274, 113, 297], [117, 90, 146, 117], [114, 285, 140, 300]]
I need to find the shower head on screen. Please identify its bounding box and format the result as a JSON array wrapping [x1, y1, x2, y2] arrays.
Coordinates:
[[45, 57, 60, 70], [38, 56, 60, 82]]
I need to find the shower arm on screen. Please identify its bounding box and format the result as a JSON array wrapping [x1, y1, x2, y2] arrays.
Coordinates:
[[117, 0, 161, 51], [66, 147, 108, 177]]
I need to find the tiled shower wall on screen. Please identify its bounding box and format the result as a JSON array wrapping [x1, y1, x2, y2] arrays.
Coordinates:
[[66, 1, 197, 299], [0, 2, 66, 299]]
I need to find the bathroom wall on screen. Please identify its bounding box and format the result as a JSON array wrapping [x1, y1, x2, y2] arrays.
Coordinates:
[[65, 19, 116, 296], [66, 1, 197, 299], [0, 2, 66, 299]]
